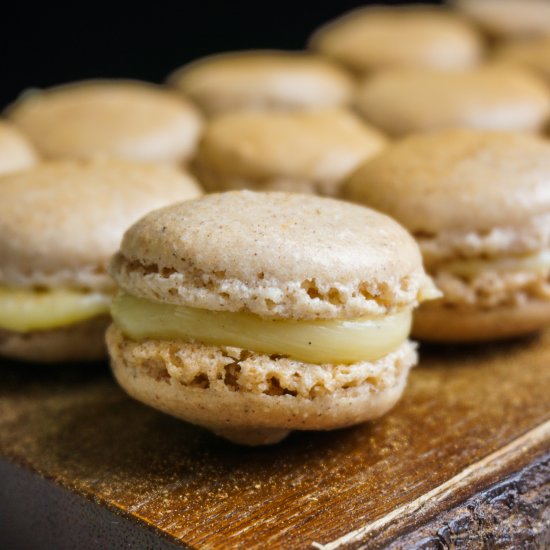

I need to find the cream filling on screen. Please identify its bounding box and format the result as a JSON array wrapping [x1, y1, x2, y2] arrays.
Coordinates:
[[111, 292, 413, 365], [0, 287, 112, 332], [436, 250, 550, 278]]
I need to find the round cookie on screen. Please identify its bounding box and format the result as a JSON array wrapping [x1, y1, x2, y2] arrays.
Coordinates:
[[6, 80, 202, 164], [0, 120, 38, 176], [107, 191, 438, 444], [309, 5, 483, 74], [343, 129, 550, 342], [355, 65, 550, 136], [192, 109, 387, 196], [0, 159, 202, 362], [168, 50, 354, 116], [454, 0, 550, 39]]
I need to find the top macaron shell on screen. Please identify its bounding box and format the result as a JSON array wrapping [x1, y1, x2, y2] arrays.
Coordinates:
[[343, 129, 550, 235], [0, 120, 38, 176], [111, 191, 427, 320], [310, 6, 483, 73], [7, 81, 203, 164], [192, 109, 387, 196], [355, 65, 550, 136], [169, 51, 355, 116], [0, 159, 202, 291]]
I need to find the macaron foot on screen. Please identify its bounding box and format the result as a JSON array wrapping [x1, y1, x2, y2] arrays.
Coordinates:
[[209, 426, 291, 446]]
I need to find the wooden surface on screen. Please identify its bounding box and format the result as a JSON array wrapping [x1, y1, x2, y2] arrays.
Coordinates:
[[1, 329, 550, 549]]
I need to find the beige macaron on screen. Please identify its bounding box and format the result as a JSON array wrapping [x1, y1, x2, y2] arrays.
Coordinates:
[[0, 159, 202, 363], [309, 5, 483, 74], [107, 191, 437, 445], [454, 0, 550, 39], [6, 80, 202, 164], [168, 50, 355, 116], [192, 108, 387, 196], [0, 120, 38, 176], [343, 129, 550, 342], [355, 65, 550, 136], [495, 37, 550, 84]]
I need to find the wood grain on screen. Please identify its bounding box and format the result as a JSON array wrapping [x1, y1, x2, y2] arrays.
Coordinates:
[[386, 451, 550, 550], [1, 329, 549, 549]]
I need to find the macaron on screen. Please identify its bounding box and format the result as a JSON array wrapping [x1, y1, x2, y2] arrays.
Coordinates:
[[0, 159, 202, 363], [0, 120, 38, 176], [343, 129, 550, 342], [107, 191, 438, 445], [454, 0, 550, 39], [355, 65, 550, 136], [309, 5, 483, 74], [168, 50, 355, 116], [6, 80, 202, 164], [495, 37, 550, 84], [192, 109, 387, 196]]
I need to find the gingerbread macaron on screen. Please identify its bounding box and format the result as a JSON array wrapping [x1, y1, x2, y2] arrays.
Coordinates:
[[309, 5, 483, 74], [0, 159, 201, 362], [107, 191, 438, 445], [168, 50, 354, 116], [6, 80, 202, 165], [192, 108, 386, 196], [344, 129, 550, 342], [355, 65, 550, 136]]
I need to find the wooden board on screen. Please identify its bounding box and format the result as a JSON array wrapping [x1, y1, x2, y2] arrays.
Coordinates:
[[0, 328, 549, 549]]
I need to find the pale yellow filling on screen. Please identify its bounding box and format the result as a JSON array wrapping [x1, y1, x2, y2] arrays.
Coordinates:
[[0, 287, 111, 332], [111, 292, 412, 365], [438, 250, 550, 278]]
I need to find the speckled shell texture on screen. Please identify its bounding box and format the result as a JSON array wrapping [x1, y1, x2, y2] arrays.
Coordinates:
[[111, 191, 429, 320], [107, 325, 416, 445]]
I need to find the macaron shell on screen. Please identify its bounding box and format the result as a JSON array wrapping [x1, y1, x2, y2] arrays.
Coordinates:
[[7, 81, 203, 164], [310, 6, 482, 73], [413, 299, 550, 342], [107, 326, 415, 445], [112, 191, 426, 320], [169, 51, 354, 116], [355, 66, 550, 136], [0, 121, 38, 176], [0, 159, 202, 290], [192, 109, 386, 196], [0, 315, 109, 363], [343, 129, 550, 235]]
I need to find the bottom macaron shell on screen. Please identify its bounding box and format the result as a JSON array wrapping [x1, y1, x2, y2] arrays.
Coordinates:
[[413, 299, 550, 342], [0, 315, 110, 363], [107, 326, 416, 445]]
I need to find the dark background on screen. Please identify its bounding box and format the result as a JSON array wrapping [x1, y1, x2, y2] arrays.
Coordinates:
[[1, 1, 440, 109]]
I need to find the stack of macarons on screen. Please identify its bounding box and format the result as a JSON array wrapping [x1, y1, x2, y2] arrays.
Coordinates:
[[2, 1, 550, 445]]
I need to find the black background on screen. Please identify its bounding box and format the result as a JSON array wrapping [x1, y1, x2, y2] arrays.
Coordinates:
[[1, 1, 440, 109]]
